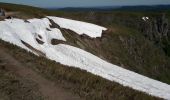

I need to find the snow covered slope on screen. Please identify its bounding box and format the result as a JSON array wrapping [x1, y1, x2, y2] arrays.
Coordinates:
[[0, 17, 170, 99], [48, 16, 107, 38], [0, 18, 66, 54]]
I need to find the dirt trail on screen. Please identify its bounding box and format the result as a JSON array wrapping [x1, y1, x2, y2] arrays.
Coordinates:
[[0, 48, 83, 100]]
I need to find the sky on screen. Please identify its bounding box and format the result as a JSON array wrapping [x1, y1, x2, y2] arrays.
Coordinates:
[[0, 0, 170, 8]]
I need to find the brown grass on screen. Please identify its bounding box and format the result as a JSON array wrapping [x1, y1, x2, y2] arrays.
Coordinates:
[[0, 40, 160, 100]]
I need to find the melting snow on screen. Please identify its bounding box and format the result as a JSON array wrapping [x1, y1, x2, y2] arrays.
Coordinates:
[[47, 16, 107, 38], [0, 17, 170, 99]]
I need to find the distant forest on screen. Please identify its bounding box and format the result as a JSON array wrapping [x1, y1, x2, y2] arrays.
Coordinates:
[[48, 5, 170, 12]]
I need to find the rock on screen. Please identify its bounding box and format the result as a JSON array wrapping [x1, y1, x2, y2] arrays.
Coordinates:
[[51, 39, 65, 45], [141, 14, 169, 43], [36, 38, 44, 45], [119, 36, 124, 42]]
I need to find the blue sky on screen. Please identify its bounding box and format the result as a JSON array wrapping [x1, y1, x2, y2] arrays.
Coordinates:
[[0, 0, 170, 8]]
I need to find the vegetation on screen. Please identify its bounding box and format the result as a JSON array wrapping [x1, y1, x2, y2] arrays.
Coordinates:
[[0, 2, 47, 19], [0, 40, 159, 100], [0, 61, 43, 100], [0, 2, 170, 99], [59, 24, 170, 84]]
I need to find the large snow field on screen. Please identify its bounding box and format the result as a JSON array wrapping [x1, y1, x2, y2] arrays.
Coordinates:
[[0, 17, 170, 99]]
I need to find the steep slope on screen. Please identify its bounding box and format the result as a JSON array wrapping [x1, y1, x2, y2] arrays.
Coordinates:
[[0, 17, 170, 99], [53, 11, 170, 85]]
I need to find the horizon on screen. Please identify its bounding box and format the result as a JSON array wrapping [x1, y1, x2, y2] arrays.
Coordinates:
[[0, 0, 170, 8], [46, 4, 170, 9]]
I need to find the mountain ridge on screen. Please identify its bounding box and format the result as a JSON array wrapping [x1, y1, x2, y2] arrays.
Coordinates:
[[48, 5, 170, 12]]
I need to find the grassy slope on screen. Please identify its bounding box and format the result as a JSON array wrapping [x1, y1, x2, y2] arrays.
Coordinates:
[[0, 62, 43, 100], [0, 2, 47, 19], [0, 38, 159, 100], [0, 2, 169, 99]]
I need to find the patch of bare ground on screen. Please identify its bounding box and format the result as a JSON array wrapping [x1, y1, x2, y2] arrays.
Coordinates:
[[21, 40, 45, 57]]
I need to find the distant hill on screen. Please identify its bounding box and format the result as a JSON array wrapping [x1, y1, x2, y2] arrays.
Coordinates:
[[48, 6, 120, 11], [49, 5, 170, 12], [117, 5, 170, 12]]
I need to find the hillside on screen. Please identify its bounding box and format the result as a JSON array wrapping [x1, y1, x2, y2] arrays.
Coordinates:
[[0, 2, 170, 100]]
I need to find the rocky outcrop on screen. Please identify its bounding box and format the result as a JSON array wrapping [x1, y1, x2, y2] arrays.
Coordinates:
[[141, 14, 169, 43]]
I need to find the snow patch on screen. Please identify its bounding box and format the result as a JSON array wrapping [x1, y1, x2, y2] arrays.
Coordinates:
[[47, 16, 107, 38], [142, 17, 149, 21], [47, 44, 170, 99], [0, 18, 66, 52]]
